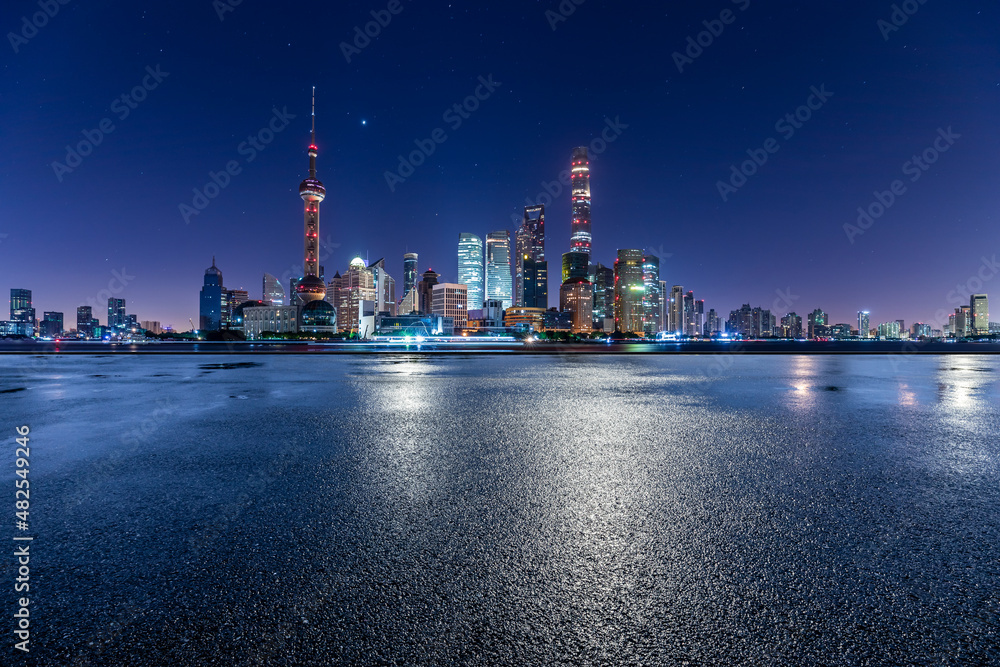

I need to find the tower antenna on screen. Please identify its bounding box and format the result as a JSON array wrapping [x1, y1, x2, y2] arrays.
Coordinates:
[[311, 86, 316, 146]]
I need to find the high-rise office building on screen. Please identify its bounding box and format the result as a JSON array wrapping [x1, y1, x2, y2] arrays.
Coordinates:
[[590, 263, 615, 327], [971, 294, 989, 335], [613, 249, 644, 333], [417, 268, 440, 315], [705, 309, 721, 336], [485, 231, 513, 309], [561, 251, 589, 283], [295, 87, 327, 304], [522, 256, 548, 309], [878, 321, 902, 339], [108, 297, 126, 331], [669, 286, 684, 335], [570, 147, 592, 254], [807, 308, 827, 339], [858, 311, 870, 338], [515, 205, 545, 306], [910, 322, 931, 338], [199, 258, 223, 331], [369, 258, 397, 316], [560, 279, 593, 334], [641, 254, 662, 335], [263, 273, 285, 306], [225, 289, 248, 328], [457, 234, 484, 311], [40, 312, 63, 338], [780, 312, 803, 339], [76, 306, 94, 338], [331, 257, 379, 333], [10, 289, 32, 321], [432, 283, 469, 329], [403, 253, 419, 299]]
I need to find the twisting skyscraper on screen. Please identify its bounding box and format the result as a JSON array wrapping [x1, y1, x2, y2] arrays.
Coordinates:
[[570, 146, 592, 254], [295, 87, 326, 304]]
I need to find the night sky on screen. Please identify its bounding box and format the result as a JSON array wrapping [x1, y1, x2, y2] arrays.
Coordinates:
[[2, 1, 998, 331]]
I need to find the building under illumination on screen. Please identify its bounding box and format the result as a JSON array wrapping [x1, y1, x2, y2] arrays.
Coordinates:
[[515, 205, 545, 306], [199, 259, 223, 331], [560, 278, 593, 334], [641, 253, 662, 336], [858, 311, 870, 338], [432, 283, 469, 329], [971, 294, 989, 335], [263, 273, 285, 306], [457, 233, 484, 311], [614, 249, 644, 333], [485, 231, 513, 309], [570, 146, 592, 255]]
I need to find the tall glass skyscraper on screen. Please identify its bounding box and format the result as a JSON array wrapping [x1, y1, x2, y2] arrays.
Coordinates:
[[107, 297, 126, 331], [858, 311, 870, 338], [570, 146, 592, 254], [457, 234, 484, 311], [199, 258, 223, 331], [641, 253, 661, 336], [515, 205, 545, 305], [485, 231, 513, 310], [614, 249, 644, 333], [403, 253, 419, 299], [263, 273, 285, 306]]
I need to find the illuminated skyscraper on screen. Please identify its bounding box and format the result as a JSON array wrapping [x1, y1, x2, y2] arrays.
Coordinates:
[[485, 231, 513, 309], [76, 306, 94, 338], [295, 87, 327, 304], [858, 311, 870, 338], [457, 234, 484, 311], [108, 297, 126, 331], [403, 253, 419, 297], [641, 253, 661, 335], [971, 294, 989, 335], [199, 258, 222, 331], [807, 308, 827, 339], [522, 256, 548, 309], [9, 289, 34, 337], [590, 263, 615, 327], [570, 146, 592, 254], [613, 249, 643, 333], [669, 286, 684, 335], [515, 205, 545, 306], [560, 279, 593, 334], [263, 273, 285, 306]]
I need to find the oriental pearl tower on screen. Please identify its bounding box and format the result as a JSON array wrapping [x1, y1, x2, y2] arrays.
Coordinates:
[[295, 87, 327, 304]]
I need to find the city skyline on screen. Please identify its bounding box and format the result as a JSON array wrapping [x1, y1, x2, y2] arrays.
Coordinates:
[[2, 2, 999, 330]]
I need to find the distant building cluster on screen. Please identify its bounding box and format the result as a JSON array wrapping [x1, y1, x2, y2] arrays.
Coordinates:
[[3, 108, 994, 343]]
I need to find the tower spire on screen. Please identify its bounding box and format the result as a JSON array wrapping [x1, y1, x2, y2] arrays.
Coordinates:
[[297, 86, 327, 304], [311, 85, 316, 147]]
